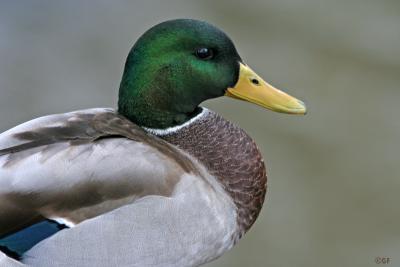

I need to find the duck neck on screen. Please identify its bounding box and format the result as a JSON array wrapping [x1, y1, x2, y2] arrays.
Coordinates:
[[149, 108, 267, 236], [118, 98, 202, 129], [118, 74, 202, 129], [117, 56, 202, 129]]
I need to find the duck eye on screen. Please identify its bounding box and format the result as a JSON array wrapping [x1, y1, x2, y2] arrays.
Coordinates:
[[195, 48, 214, 60]]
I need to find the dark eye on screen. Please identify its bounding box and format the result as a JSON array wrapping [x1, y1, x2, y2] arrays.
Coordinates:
[[195, 47, 214, 60]]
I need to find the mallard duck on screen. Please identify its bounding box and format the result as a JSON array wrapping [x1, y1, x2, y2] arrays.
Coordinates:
[[0, 19, 306, 267]]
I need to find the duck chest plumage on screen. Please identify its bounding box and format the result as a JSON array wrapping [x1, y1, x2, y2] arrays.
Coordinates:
[[148, 108, 267, 237]]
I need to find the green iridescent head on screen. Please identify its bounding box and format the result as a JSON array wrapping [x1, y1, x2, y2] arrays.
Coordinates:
[[118, 19, 241, 129], [118, 19, 306, 129]]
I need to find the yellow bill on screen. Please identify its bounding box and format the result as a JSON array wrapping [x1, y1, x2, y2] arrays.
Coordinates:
[[225, 63, 306, 114]]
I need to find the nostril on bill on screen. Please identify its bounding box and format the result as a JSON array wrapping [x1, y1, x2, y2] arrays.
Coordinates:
[[250, 78, 260, 85]]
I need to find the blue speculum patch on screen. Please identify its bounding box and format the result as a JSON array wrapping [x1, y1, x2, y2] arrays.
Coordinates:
[[0, 220, 68, 260]]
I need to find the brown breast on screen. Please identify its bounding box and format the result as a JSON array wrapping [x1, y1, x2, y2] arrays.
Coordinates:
[[160, 109, 267, 237]]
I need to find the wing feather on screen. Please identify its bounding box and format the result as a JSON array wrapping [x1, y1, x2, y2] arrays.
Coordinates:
[[0, 108, 197, 237]]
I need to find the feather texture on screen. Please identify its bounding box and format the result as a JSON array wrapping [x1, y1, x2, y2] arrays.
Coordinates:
[[0, 109, 199, 236], [0, 107, 267, 266], [23, 172, 238, 267]]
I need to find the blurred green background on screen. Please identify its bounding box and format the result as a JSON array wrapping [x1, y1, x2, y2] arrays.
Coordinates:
[[0, 1, 399, 266]]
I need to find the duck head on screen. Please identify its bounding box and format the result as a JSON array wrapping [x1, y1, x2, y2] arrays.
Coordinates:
[[118, 19, 306, 129]]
